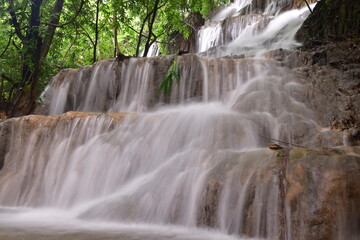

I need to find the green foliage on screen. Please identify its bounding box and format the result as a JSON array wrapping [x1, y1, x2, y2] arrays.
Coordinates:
[[0, 0, 228, 115], [159, 57, 181, 96], [189, 0, 228, 17]]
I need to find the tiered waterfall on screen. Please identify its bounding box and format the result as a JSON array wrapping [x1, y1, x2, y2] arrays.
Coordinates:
[[1, 1, 359, 240]]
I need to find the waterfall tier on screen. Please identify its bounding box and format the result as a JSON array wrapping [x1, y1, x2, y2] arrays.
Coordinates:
[[1, 0, 360, 239], [0, 113, 359, 239]]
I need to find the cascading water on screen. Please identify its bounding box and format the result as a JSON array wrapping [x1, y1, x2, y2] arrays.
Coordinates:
[[197, 1, 316, 56], [2, 1, 355, 240]]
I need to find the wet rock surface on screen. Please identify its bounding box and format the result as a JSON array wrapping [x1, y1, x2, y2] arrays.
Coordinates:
[[286, 147, 360, 240], [296, 0, 360, 45], [0, 112, 128, 205], [37, 57, 176, 114], [274, 41, 360, 137], [36, 47, 360, 149], [292, 0, 360, 137], [238, 0, 317, 15], [198, 147, 360, 240], [264, 39, 360, 148], [0, 113, 359, 240]]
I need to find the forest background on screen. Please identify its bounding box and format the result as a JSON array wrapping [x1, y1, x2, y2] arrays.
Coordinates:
[[0, 0, 227, 116]]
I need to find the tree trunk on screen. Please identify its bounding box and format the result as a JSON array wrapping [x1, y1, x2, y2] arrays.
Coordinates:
[[142, 0, 161, 57], [113, 8, 120, 57], [7, 0, 69, 116], [15, 0, 43, 115], [21, 0, 43, 88], [93, 0, 100, 63], [40, 0, 65, 60], [136, 11, 151, 57]]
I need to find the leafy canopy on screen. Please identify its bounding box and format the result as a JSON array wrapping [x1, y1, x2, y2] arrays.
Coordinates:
[[0, 0, 228, 115]]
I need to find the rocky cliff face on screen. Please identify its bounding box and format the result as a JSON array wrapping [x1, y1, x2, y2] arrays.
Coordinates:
[[296, 0, 360, 44], [266, 41, 360, 146], [293, 0, 360, 145], [197, 147, 360, 240]]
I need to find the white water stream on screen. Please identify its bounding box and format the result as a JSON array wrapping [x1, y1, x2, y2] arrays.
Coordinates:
[[0, 1, 323, 240]]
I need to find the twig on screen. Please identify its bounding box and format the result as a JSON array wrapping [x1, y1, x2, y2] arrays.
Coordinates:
[[0, 74, 15, 84], [258, 135, 309, 148], [0, 32, 13, 58], [41, 0, 85, 28], [60, 29, 78, 67], [303, 0, 313, 13], [7, 0, 25, 42]]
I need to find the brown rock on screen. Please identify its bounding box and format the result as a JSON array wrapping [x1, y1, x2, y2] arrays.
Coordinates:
[[197, 147, 360, 239], [296, 0, 360, 46]]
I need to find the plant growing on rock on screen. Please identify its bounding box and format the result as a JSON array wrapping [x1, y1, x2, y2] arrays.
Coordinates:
[[159, 57, 181, 96]]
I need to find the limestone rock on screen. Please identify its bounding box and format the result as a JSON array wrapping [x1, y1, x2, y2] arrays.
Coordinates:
[[198, 147, 360, 239], [296, 0, 360, 45], [288, 41, 360, 132], [0, 112, 129, 205]]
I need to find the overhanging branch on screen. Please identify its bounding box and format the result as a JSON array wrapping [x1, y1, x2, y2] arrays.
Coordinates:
[[0, 32, 13, 58], [303, 0, 313, 13], [7, 0, 25, 42], [41, 0, 85, 28]]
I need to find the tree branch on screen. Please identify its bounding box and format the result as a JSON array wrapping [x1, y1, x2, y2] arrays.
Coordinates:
[[135, 2, 166, 56], [143, 0, 161, 57], [258, 135, 309, 148], [125, 23, 148, 38], [0, 32, 13, 58], [40, 0, 65, 60], [60, 30, 78, 67], [11, 40, 20, 51], [79, 24, 95, 46], [40, 0, 85, 28], [303, 0, 313, 13], [0, 74, 15, 84], [135, 10, 153, 56], [7, 0, 25, 42]]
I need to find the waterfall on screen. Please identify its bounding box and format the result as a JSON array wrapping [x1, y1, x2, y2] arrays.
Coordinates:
[[197, 3, 316, 56], [2, 1, 357, 240]]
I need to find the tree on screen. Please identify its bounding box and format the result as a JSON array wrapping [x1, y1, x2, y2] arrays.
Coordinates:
[[0, 0, 84, 116], [0, 0, 228, 117]]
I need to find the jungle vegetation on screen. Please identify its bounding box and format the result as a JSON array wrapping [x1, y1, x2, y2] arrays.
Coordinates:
[[0, 0, 227, 116]]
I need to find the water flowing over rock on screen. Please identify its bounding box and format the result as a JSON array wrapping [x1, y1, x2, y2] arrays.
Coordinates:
[[196, 0, 318, 56], [1, 0, 360, 240], [0, 114, 359, 239]]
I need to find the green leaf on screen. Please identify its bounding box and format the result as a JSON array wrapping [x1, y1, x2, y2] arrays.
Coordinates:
[[158, 56, 181, 96]]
